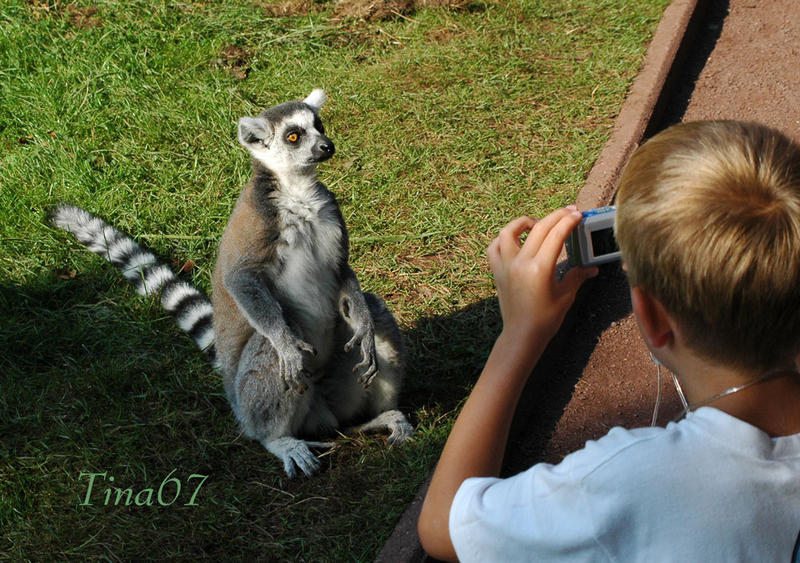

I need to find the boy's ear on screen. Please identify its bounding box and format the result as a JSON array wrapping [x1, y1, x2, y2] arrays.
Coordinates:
[[631, 287, 675, 349], [238, 116, 273, 149], [303, 89, 326, 112]]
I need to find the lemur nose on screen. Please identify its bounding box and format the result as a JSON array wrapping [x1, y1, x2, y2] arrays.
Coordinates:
[[319, 142, 334, 154]]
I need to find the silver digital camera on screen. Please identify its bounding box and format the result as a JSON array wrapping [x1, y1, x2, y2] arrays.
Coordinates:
[[565, 206, 621, 267]]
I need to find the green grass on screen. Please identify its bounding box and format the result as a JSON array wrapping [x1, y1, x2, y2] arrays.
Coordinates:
[[1, 0, 668, 559]]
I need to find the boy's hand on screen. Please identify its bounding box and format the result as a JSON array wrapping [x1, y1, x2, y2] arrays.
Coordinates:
[[487, 207, 598, 345]]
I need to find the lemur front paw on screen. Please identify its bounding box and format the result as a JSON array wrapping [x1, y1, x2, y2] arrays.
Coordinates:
[[340, 295, 379, 386], [275, 334, 316, 393], [345, 329, 378, 387]]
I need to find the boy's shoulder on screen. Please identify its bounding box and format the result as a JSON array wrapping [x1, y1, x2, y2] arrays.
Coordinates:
[[564, 407, 800, 485]]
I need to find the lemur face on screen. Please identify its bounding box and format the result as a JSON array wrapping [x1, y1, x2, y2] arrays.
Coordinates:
[[275, 108, 335, 164], [238, 89, 335, 173]]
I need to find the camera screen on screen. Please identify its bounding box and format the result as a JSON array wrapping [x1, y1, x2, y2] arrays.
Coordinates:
[[590, 227, 618, 257]]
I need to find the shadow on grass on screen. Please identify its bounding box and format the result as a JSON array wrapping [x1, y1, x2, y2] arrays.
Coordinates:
[[0, 274, 225, 455], [0, 275, 247, 559]]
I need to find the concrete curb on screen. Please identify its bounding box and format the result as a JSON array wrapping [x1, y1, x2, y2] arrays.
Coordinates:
[[375, 1, 707, 561]]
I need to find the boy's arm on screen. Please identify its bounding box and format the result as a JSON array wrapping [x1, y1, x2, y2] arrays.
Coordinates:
[[417, 208, 596, 562]]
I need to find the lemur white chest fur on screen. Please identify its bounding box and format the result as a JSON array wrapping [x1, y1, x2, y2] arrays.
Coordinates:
[[271, 179, 344, 334]]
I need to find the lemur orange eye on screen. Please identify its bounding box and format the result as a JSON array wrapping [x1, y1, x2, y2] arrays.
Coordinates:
[[286, 132, 299, 143]]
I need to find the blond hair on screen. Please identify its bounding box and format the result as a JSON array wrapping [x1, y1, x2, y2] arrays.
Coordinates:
[[615, 121, 800, 370]]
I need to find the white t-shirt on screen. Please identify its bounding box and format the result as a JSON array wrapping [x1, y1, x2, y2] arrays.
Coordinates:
[[450, 407, 800, 562]]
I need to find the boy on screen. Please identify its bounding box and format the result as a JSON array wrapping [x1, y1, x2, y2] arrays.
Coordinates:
[[417, 121, 800, 561]]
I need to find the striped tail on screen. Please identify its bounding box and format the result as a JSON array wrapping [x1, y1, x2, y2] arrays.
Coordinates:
[[49, 204, 216, 363]]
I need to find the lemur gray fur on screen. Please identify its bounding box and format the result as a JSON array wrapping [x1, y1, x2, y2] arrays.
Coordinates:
[[50, 89, 413, 478]]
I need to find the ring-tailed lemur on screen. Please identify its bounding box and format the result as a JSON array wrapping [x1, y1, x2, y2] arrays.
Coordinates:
[[50, 89, 413, 478]]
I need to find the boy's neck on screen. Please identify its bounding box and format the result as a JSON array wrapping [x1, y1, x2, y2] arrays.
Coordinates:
[[672, 354, 800, 437], [717, 374, 800, 437]]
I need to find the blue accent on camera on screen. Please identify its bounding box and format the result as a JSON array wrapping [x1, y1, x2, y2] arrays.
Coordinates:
[[581, 206, 616, 219]]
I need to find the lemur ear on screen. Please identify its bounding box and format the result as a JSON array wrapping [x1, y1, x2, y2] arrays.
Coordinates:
[[303, 89, 326, 111], [238, 116, 273, 149]]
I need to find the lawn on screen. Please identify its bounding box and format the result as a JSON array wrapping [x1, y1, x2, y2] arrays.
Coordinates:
[[1, 0, 668, 559]]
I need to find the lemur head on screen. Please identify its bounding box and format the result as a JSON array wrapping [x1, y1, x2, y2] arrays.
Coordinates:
[[238, 89, 335, 174]]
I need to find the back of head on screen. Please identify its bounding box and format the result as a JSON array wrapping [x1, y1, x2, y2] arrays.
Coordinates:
[[616, 120, 800, 371]]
